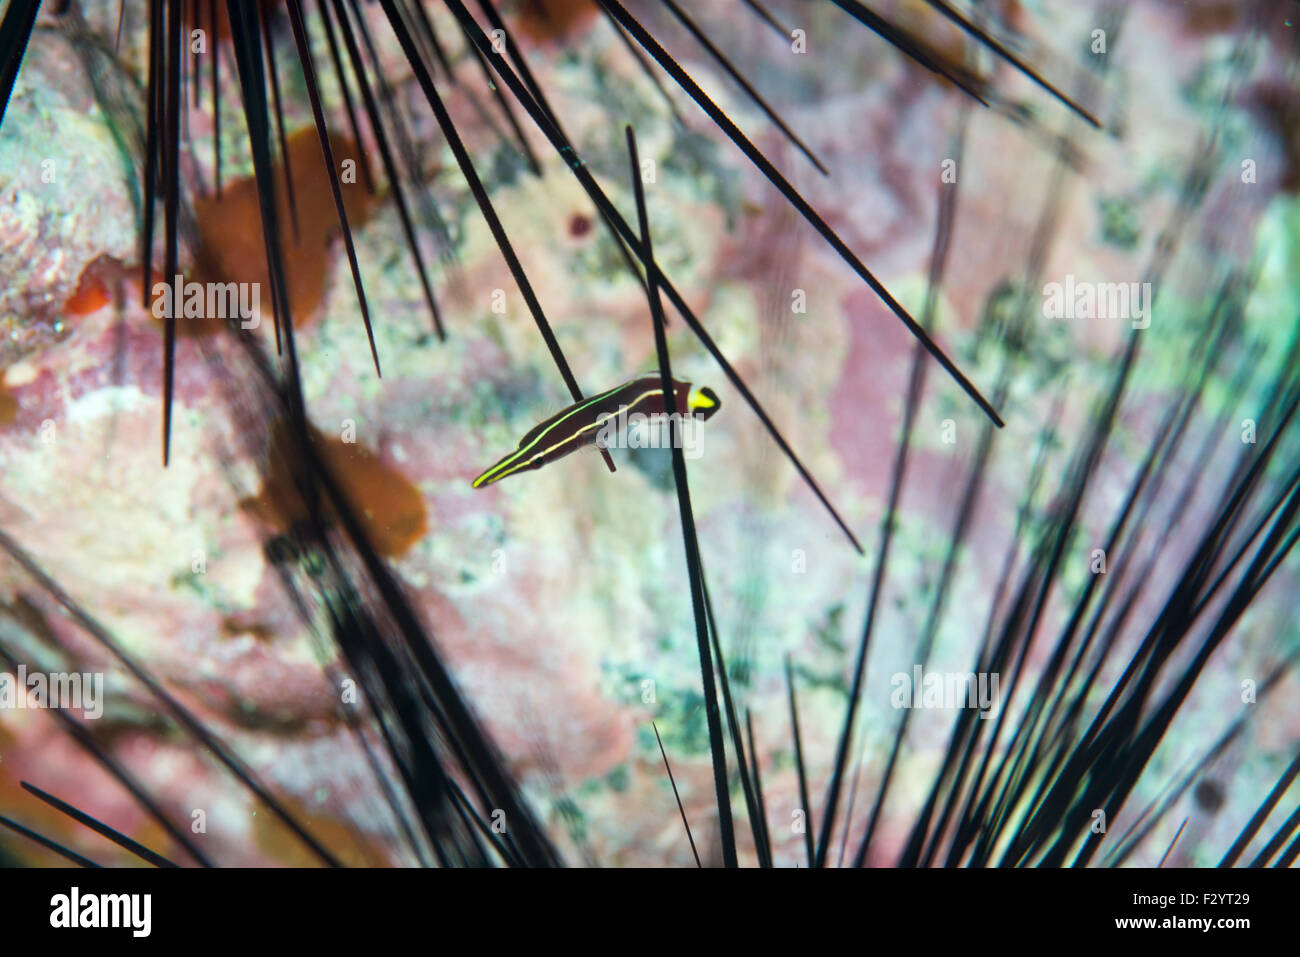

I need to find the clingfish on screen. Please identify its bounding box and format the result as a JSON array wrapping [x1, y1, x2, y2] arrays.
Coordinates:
[[472, 375, 721, 488]]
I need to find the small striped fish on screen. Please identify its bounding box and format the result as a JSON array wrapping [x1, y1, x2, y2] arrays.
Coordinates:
[[472, 375, 720, 488]]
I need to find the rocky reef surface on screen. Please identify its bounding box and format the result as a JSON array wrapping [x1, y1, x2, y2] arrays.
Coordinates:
[[0, 0, 1297, 866]]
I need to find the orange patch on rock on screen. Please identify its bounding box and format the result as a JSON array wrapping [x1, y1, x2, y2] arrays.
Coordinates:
[[0, 772, 89, 865], [877, 0, 992, 94], [180, 128, 377, 336], [0, 373, 17, 426], [220, 617, 278, 643], [243, 422, 427, 559], [514, 0, 597, 43], [251, 791, 388, 867], [63, 267, 112, 316]]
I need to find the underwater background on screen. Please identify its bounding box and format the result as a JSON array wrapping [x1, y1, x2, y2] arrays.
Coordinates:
[[0, 0, 1297, 868]]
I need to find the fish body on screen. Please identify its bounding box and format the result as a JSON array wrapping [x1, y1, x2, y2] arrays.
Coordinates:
[[472, 375, 720, 488]]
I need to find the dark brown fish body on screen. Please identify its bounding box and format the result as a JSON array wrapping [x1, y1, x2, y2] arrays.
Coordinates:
[[473, 375, 720, 488]]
